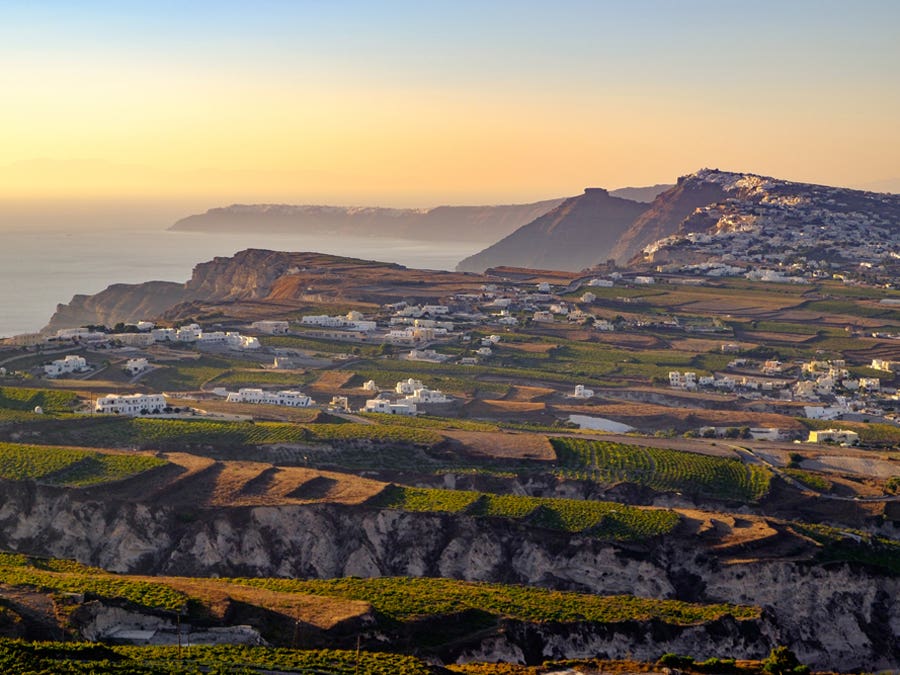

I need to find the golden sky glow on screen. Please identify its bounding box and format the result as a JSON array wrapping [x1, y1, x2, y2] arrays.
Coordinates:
[[2, 1, 899, 207]]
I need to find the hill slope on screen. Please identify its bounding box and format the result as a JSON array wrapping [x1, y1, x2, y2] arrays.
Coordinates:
[[458, 169, 900, 271], [456, 189, 649, 273], [170, 199, 565, 244]]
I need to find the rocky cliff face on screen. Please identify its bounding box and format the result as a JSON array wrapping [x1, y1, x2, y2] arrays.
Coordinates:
[[44, 281, 191, 333], [44, 249, 484, 331], [0, 479, 896, 670]]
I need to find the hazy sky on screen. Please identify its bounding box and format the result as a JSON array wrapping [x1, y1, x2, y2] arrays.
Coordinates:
[[2, 0, 899, 207]]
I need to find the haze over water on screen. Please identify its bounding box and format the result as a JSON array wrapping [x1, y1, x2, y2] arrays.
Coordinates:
[[0, 226, 480, 338]]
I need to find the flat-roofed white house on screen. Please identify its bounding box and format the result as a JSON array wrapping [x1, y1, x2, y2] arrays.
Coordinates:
[[95, 393, 167, 415], [251, 320, 290, 334], [807, 429, 860, 445], [363, 399, 417, 415], [44, 355, 87, 378], [571, 384, 594, 399], [124, 358, 149, 375], [113, 333, 156, 347], [225, 388, 315, 407], [402, 387, 451, 404], [395, 378, 425, 395]]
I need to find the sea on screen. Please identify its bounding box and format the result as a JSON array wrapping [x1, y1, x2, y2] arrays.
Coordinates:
[[0, 226, 483, 338]]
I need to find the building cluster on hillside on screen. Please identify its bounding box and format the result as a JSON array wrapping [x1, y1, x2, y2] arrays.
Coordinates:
[[42, 323, 261, 351], [362, 378, 451, 416], [301, 311, 376, 332], [151, 324, 260, 350], [641, 175, 900, 278]]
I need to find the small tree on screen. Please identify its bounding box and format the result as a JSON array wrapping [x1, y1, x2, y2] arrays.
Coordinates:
[[762, 646, 810, 675]]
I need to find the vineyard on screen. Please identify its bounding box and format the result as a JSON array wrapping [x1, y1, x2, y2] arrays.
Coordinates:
[[0, 386, 78, 412], [0, 554, 187, 612], [370, 485, 680, 540], [0, 640, 437, 674], [230, 576, 759, 624], [29, 418, 443, 451], [0, 443, 165, 487], [551, 438, 771, 502]]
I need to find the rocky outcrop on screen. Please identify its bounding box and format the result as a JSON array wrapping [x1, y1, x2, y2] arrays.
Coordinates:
[[457, 189, 649, 273], [0, 479, 897, 669], [454, 614, 776, 665], [44, 281, 190, 333], [44, 249, 486, 331]]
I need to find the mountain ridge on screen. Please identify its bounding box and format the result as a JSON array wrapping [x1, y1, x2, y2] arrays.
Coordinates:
[[458, 168, 900, 273]]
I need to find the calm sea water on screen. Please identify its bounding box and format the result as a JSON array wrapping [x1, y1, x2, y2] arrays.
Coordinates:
[[0, 227, 482, 338]]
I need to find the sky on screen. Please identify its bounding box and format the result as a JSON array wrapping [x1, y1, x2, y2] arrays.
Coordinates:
[[1, 0, 899, 211]]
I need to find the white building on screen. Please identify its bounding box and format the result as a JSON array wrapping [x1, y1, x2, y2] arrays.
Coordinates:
[[112, 333, 156, 347], [859, 377, 881, 391], [807, 429, 860, 445], [871, 358, 900, 372], [151, 327, 177, 342], [668, 371, 697, 389], [124, 358, 149, 375], [533, 311, 554, 323], [634, 276, 656, 285], [362, 380, 379, 392], [225, 388, 315, 407], [226, 333, 260, 350], [571, 384, 594, 399], [55, 327, 93, 340], [95, 393, 167, 416], [251, 320, 290, 334], [580, 292, 597, 303], [587, 278, 614, 287], [176, 324, 202, 342], [395, 378, 425, 395], [403, 387, 451, 404], [44, 355, 87, 378], [536, 282, 551, 292], [406, 348, 449, 363], [363, 399, 417, 415], [475, 347, 493, 357]]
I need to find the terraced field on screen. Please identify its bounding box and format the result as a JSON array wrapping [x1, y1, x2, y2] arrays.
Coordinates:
[[0, 386, 78, 412], [232, 576, 759, 624], [369, 485, 680, 540], [0, 442, 166, 487], [551, 438, 772, 502], [25, 417, 444, 451], [0, 640, 437, 674]]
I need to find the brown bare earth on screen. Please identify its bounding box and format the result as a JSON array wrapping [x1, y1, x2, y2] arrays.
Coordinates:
[[503, 342, 558, 354], [559, 401, 805, 433], [167, 398, 323, 423], [741, 331, 814, 344], [141, 577, 372, 629], [501, 385, 556, 402], [667, 338, 757, 353], [108, 453, 386, 508], [442, 430, 556, 461], [310, 370, 356, 391]]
